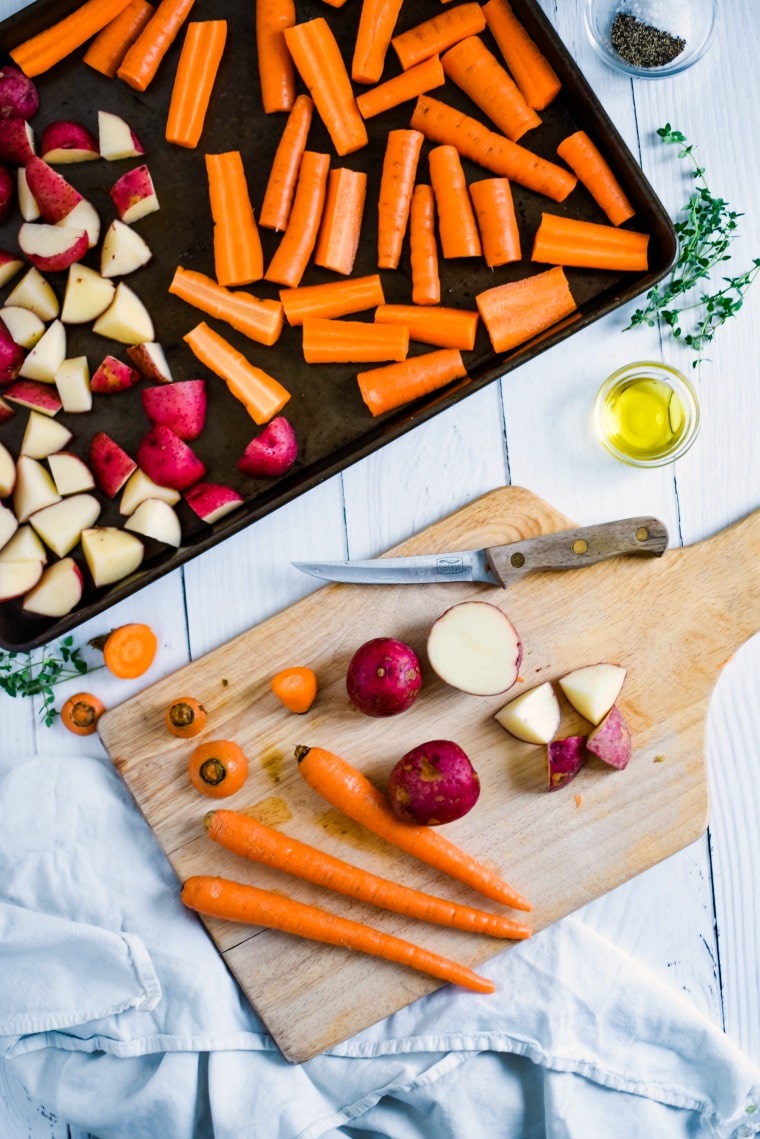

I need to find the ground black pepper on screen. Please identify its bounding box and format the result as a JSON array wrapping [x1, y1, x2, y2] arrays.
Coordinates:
[[610, 12, 687, 68]]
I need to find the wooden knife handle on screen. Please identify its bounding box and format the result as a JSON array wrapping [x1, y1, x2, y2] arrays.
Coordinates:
[[485, 516, 668, 587]]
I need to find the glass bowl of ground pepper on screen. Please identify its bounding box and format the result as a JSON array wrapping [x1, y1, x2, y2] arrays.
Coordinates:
[[585, 0, 717, 78]]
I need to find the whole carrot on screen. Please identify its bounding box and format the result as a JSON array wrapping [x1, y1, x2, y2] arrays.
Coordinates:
[[256, 0, 296, 114], [409, 184, 440, 305], [297, 746, 529, 910], [205, 809, 531, 940], [377, 129, 424, 271], [428, 145, 481, 259], [259, 95, 314, 232], [182, 875, 496, 993]]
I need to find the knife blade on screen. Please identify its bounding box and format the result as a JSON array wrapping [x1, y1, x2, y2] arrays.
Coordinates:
[[292, 516, 668, 587]]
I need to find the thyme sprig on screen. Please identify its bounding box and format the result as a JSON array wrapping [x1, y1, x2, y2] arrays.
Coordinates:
[[0, 635, 95, 727], [627, 124, 760, 366]]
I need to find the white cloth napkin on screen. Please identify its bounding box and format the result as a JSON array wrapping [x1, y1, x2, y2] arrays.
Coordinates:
[[1, 750, 758, 1139]]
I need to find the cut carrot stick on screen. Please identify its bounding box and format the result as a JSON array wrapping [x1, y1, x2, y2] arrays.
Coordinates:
[[313, 168, 368, 276], [391, 3, 486, 71], [476, 266, 577, 354], [319, 0, 350, 7], [297, 746, 529, 910], [10, 0, 134, 76], [302, 318, 409, 364], [351, 0, 404, 85], [482, 0, 561, 110], [556, 130, 635, 226], [206, 809, 532, 940], [184, 322, 290, 424], [428, 145, 481, 259], [356, 55, 445, 120], [83, 0, 155, 78], [441, 36, 541, 142], [283, 19, 368, 157], [409, 184, 440, 306], [206, 151, 264, 286], [259, 95, 313, 233], [265, 150, 330, 288], [181, 875, 496, 993], [375, 304, 479, 350], [280, 275, 385, 326], [411, 95, 576, 203], [357, 348, 467, 417], [469, 177, 521, 267], [165, 20, 227, 149], [531, 212, 649, 271], [377, 129, 424, 271], [169, 267, 284, 347], [117, 0, 195, 91], [256, 0, 296, 114]]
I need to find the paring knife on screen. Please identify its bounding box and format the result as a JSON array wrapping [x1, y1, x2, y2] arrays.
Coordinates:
[[293, 517, 668, 588]]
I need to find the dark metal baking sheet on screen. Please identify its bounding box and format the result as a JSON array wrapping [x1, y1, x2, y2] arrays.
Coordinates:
[[0, 0, 676, 650]]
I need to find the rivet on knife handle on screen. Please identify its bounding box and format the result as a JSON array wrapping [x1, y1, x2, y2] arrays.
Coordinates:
[[485, 517, 669, 587]]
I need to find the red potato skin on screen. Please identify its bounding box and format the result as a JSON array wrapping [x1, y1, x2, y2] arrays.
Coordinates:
[[346, 637, 422, 717], [0, 164, 14, 220], [0, 65, 39, 120], [547, 735, 586, 791], [238, 416, 298, 478], [387, 739, 480, 825], [586, 705, 632, 770], [0, 316, 26, 382]]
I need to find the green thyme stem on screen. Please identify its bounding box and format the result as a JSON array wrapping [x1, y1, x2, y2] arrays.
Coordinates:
[[0, 635, 101, 727]]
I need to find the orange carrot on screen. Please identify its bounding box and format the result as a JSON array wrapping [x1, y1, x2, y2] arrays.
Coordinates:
[[475, 265, 577, 354], [319, 0, 350, 7], [188, 741, 248, 799], [302, 318, 409, 364], [314, 168, 368, 276], [411, 96, 576, 202], [357, 349, 468, 417], [428, 145, 481, 259], [469, 177, 521, 267], [556, 130, 635, 226], [283, 19, 368, 157], [409, 184, 440, 305], [441, 36, 541, 142], [280, 275, 385, 326], [270, 667, 317, 714], [168, 267, 284, 347], [297, 746, 529, 910], [166, 696, 207, 738], [259, 95, 313, 233], [83, 0, 155, 78], [103, 622, 157, 678], [391, 3, 486, 71], [117, 0, 195, 92], [265, 151, 330, 288], [377, 129, 424, 271], [356, 55, 445, 120], [482, 0, 561, 110], [181, 874, 496, 993], [351, 0, 404, 85], [61, 692, 106, 736], [375, 304, 479, 350], [184, 322, 291, 424], [256, 0, 296, 114], [206, 151, 264, 286], [165, 20, 227, 149], [531, 212, 650, 271], [10, 0, 134, 76], [206, 808, 532, 939]]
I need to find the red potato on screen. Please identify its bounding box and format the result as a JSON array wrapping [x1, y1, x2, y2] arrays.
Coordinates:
[[184, 482, 244, 524], [125, 498, 182, 547], [6, 266, 59, 321], [0, 315, 26, 382], [0, 395, 15, 424], [387, 740, 481, 825], [24, 157, 81, 222], [547, 735, 586, 791], [346, 637, 422, 717], [109, 164, 159, 224], [100, 218, 152, 277], [0, 65, 39, 120], [137, 425, 206, 491], [0, 500, 18, 548], [40, 121, 99, 164], [0, 164, 14, 221], [127, 342, 173, 384], [89, 431, 137, 498], [97, 111, 144, 161], [0, 558, 44, 601], [0, 440, 15, 496], [427, 600, 522, 696], [29, 494, 101, 558], [81, 526, 144, 587], [0, 119, 35, 165], [0, 250, 24, 287], [140, 379, 207, 440], [90, 354, 140, 393], [4, 379, 61, 416], [237, 416, 298, 478], [22, 556, 83, 617], [57, 199, 101, 248], [586, 705, 632, 770], [18, 222, 89, 273], [12, 455, 61, 522]]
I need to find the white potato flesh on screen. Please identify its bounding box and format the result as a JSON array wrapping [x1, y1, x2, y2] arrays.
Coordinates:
[[427, 600, 522, 696], [494, 681, 561, 744], [558, 663, 627, 726]]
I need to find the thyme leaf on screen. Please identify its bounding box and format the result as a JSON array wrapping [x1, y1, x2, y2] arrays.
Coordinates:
[[0, 635, 99, 727]]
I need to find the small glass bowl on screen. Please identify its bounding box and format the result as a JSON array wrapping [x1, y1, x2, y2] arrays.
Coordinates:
[[584, 0, 717, 78], [593, 361, 700, 468]]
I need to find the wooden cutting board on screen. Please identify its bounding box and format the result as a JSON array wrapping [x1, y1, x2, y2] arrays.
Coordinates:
[[98, 486, 760, 1063]]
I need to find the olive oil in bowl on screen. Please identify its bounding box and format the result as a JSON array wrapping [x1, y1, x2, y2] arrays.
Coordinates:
[[594, 362, 700, 467]]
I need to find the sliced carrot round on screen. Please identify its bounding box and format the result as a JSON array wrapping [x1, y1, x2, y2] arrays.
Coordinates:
[[188, 739, 249, 798], [61, 692, 106, 736], [166, 696, 207, 738], [103, 622, 158, 678], [271, 666, 318, 714]]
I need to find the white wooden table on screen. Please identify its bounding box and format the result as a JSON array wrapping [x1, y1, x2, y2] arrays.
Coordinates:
[[1, 1, 758, 1134]]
